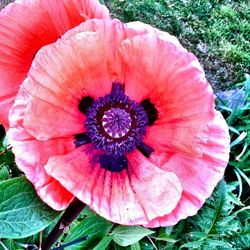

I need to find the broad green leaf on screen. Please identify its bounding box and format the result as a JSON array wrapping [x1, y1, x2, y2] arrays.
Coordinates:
[[0, 165, 10, 181], [0, 239, 22, 250], [180, 240, 203, 249], [206, 239, 231, 247], [112, 226, 154, 247], [92, 236, 113, 250], [0, 177, 60, 239], [80, 205, 96, 217], [131, 242, 141, 250], [63, 215, 112, 250], [139, 240, 154, 250]]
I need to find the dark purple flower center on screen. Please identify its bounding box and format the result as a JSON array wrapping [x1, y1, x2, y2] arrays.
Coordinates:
[[85, 83, 148, 157], [75, 83, 157, 172]]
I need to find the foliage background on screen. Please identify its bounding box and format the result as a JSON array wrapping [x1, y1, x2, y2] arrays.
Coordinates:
[[0, 0, 249, 249]]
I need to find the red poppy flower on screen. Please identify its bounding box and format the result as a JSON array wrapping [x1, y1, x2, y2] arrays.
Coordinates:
[[0, 0, 109, 129], [7, 19, 230, 226]]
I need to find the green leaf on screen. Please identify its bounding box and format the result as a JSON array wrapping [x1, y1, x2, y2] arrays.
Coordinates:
[[0, 240, 22, 250], [131, 242, 141, 250], [156, 227, 177, 243], [155, 237, 177, 243], [169, 181, 246, 248], [139, 240, 154, 250], [63, 215, 112, 250], [80, 205, 97, 217], [165, 226, 173, 236], [180, 240, 202, 249], [206, 239, 231, 247], [235, 168, 250, 187], [0, 164, 10, 181], [92, 236, 113, 250], [230, 131, 247, 147], [228, 125, 240, 135], [0, 177, 60, 239], [112, 226, 154, 247]]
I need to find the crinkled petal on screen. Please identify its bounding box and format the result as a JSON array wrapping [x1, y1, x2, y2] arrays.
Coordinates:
[[145, 111, 230, 227], [12, 32, 113, 140], [120, 33, 214, 119], [40, 0, 109, 35], [0, 0, 109, 128], [9, 86, 85, 141], [7, 91, 75, 210], [119, 34, 215, 158], [7, 127, 75, 211], [13, 20, 172, 141], [0, 96, 15, 129], [62, 19, 161, 82], [45, 147, 182, 225]]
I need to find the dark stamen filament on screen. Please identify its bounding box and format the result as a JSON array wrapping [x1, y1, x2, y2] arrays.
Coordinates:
[[136, 142, 154, 158], [74, 133, 91, 148]]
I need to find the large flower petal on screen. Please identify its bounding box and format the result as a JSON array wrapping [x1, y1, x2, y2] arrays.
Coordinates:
[[40, 0, 109, 34], [7, 128, 75, 210], [0, 0, 109, 129], [45, 147, 182, 225], [119, 34, 215, 158], [120, 33, 213, 104], [145, 111, 230, 227], [62, 19, 162, 82], [11, 19, 169, 141], [12, 32, 112, 140]]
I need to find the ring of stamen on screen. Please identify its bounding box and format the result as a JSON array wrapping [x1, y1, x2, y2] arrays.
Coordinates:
[[85, 83, 148, 157]]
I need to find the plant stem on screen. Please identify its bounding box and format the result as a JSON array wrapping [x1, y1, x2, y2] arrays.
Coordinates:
[[0, 145, 12, 156], [42, 198, 85, 250]]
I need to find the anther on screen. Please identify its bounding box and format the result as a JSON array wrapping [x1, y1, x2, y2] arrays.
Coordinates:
[[140, 98, 158, 126], [136, 142, 154, 158], [74, 133, 91, 148], [78, 96, 94, 114]]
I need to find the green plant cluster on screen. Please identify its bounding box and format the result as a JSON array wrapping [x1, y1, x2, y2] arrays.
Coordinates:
[[0, 76, 249, 249]]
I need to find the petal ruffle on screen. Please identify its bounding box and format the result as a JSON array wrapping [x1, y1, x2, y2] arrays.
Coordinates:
[[11, 19, 167, 141], [0, 0, 109, 128], [120, 34, 215, 159], [0, 96, 15, 129], [12, 32, 112, 140], [145, 111, 230, 227], [62, 19, 161, 82], [45, 147, 182, 225], [7, 91, 75, 210], [7, 127, 75, 211], [120, 33, 213, 104], [40, 0, 109, 35]]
